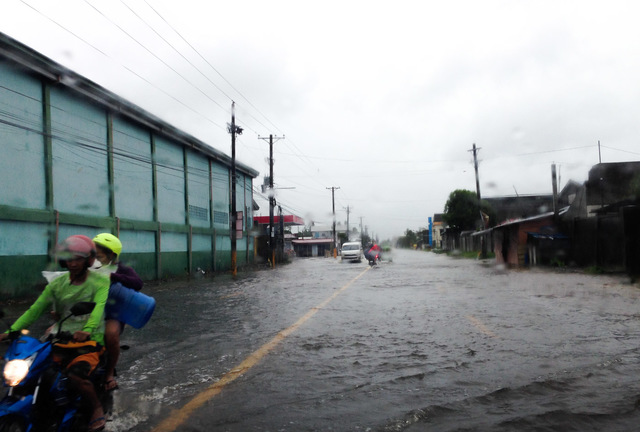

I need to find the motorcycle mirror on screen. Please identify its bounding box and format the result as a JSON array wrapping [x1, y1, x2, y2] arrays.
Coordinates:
[[70, 302, 95, 316]]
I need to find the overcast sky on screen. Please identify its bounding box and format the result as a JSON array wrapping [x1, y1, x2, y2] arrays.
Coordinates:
[[2, 0, 640, 240]]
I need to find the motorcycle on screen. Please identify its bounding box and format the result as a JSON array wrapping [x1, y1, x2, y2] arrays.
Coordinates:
[[0, 302, 112, 432], [366, 250, 381, 266]]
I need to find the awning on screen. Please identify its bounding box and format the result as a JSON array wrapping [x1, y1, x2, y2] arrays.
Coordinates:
[[254, 215, 305, 226]]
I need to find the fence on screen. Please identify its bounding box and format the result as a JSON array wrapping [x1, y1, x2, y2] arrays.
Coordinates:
[[0, 35, 258, 298]]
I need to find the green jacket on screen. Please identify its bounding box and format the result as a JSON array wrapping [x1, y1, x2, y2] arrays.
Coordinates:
[[10, 271, 110, 344]]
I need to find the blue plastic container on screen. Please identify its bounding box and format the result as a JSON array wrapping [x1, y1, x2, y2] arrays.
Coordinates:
[[105, 283, 156, 329]]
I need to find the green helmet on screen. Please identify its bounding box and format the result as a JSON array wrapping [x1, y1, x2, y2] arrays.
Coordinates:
[[93, 233, 123, 256]]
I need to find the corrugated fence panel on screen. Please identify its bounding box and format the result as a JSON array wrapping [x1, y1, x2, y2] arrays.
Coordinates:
[[57, 225, 103, 246], [0, 221, 49, 296], [118, 229, 156, 281], [155, 136, 186, 224], [113, 116, 154, 221], [244, 180, 253, 231], [215, 234, 231, 269], [212, 162, 229, 229], [0, 41, 257, 297], [0, 61, 46, 209], [161, 231, 187, 276], [50, 88, 110, 216], [192, 233, 212, 272], [187, 149, 210, 228], [0, 221, 49, 256]]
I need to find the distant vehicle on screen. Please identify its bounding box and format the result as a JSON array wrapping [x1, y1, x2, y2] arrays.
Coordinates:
[[341, 242, 363, 262]]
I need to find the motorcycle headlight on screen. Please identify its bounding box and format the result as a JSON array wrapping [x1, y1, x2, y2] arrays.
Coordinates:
[[4, 354, 35, 387]]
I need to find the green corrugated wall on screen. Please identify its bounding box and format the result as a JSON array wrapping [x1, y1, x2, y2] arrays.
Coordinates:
[[0, 57, 255, 299]]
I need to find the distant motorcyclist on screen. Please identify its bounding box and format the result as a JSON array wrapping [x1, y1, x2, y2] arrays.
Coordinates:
[[365, 243, 382, 265], [0, 235, 109, 432]]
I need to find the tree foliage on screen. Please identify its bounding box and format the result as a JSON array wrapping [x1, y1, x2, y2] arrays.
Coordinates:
[[397, 229, 418, 248], [443, 189, 496, 231]]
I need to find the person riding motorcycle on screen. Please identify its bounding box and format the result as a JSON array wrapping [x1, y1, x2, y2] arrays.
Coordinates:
[[365, 243, 382, 265], [92, 232, 143, 392], [0, 235, 109, 432]]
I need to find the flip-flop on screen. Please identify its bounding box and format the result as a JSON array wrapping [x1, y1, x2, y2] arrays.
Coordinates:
[[105, 378, 119, 391], [88, 416, 106, 432]]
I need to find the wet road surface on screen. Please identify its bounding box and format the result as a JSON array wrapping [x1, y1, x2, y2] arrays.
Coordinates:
[[130, 249, 640, 431], [6, 249, 640, 431]]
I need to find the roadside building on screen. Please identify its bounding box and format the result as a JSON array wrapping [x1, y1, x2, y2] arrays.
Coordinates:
[[253, 214, 305, 262], [310, 223, 343, 240], [493, 211, 569, 267], [291, 223, 338, 257], [431, 214, 445, 249], [0, 33, 258, 297], [291, 238, 334, 257], [484, 194, 554, 223], [567, 162, 640, 273], [584, 162, 640, 215]]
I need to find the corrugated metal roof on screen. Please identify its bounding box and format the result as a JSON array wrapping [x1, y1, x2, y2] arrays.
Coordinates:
[[494, 207, 569, 228]]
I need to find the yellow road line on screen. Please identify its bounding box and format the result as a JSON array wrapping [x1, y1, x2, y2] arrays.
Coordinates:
[[151, 266, 371, 432], [466, 315, 497, 338]]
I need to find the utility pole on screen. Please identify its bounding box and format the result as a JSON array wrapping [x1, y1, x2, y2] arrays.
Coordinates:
[[469, 143, 487, 258], [259, 134, 284, 268], [551, 163, 558, 216], [470, 143, 482, 204], [227, 102, 243, 277], [344, 205, 350, 241], [327, 186, 340, 257], [359, 217, 364, 244], [598, 139, 602, 164]]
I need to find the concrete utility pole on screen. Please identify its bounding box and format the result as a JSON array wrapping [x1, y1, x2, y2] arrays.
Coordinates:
[[598, 140, 602, 164], [327, 186, 340, 257], [469, 143, 487, 258], [228, 102, 243, 277], [470, 143, 482, 204], [259, 134, 284, 268], [344, 205, 350, 241], [551, 163, 558, 216]]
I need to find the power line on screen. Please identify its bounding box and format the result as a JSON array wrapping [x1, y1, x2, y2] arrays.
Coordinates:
[[600, 145, 640, 156], [19, 0, 337, 210], [84, 0, 229, 114], [105, 1, 327, 197], [13, 1, 326, 221], [18, 0, 225, 131], [139, 0, 280, 136]]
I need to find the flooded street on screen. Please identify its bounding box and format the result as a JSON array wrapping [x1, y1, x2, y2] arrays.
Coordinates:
[[15, 249, 640, 431]]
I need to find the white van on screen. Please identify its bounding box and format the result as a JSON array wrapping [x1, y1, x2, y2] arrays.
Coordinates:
[[340, 242, 363, 262]]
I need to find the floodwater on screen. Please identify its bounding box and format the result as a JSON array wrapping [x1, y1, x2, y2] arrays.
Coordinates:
[[5, 249, 640, 431]]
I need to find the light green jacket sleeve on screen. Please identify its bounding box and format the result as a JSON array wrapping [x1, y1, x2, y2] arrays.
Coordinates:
[[82, 275, 109, 336], [9, 286, 53, 332]]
